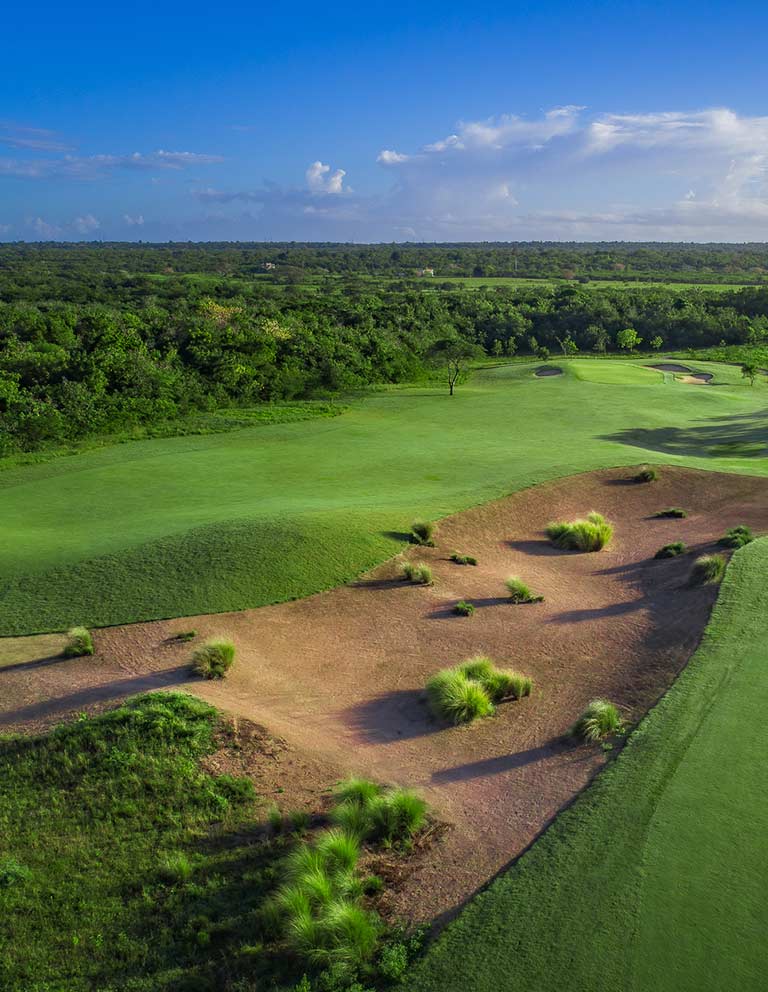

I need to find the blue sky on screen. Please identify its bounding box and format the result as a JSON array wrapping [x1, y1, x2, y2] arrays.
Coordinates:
[[3, 0, 768, 242]]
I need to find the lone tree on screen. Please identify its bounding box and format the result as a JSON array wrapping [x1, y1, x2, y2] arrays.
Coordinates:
[[616, 327, 642, 352], [428, 338, 483, 395], [741, 361, 759, 386]]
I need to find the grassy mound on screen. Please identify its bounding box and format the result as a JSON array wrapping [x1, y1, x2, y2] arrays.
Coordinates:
[[546, 511, 613, 551]]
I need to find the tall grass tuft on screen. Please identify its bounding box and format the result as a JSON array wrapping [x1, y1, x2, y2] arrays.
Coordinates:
[[635, 466, 658, 482], [367, 789, 427, 844], [505, 576, 544, 603], [655, 541, 687, 559], [334, 777, 382, 807], [401, 561, 434, 585], [653, 507, 687, 518], [450, 551, 477, 566], [689, 554, 727, 585], [718, 525, 753, 549], [427, 656, 532, 723], [411, 520, 437, 547], [572, 699, 623, 742], [63, 626, 94, 658], [546, 511, 613, 552], [453, 599, 475, 616], [190, 638, 236, 678]]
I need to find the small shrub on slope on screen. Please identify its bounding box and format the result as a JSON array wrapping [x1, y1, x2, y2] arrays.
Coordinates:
[[689, 554, 727, 586], [453, 600, 475, 616], [654, 507, 687, 518], [718, 525, 753, 549], [450, 551, 478, 566], [505, 576, 544, 603], [401, 562, 434, 585], [63, 626, 94, 658], [635, 466, 658, 483], [428, 656, 533, 724], [546, 511, 613, 552], [191, 638, 235, 679], [655, 541, 687, 559], [572, 699, 623, 742], [411, 520, 437, 547]]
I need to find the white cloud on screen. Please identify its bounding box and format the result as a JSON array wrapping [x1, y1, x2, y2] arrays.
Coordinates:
[[123, 213, 145, 226], [72, 213, 100, 234], [28, 216, 62, 238], [305, 160, 347, 194], [377, 149, 409, 165]]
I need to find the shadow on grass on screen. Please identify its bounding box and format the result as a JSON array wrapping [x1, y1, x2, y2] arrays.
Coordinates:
[[600, 410, 768, 459], [381, 530, 413, 543]]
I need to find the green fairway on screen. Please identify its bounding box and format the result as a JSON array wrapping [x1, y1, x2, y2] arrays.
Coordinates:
[[2, 358, 767, 635], [408, 538, 768, 992]]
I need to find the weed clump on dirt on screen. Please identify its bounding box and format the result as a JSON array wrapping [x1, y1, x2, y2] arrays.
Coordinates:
[[546, 511, 613, 552], [571, 699, 623, 742], [689, 554, 727, 586], [635, 466, 658, 483], [191, 637, 236, 678], [401, 562, 434, 585], [454, 600, 475, 616], [654, 507, 687, 518], [655, 541, 688, 559], [505, 576, 544, 603], [63, 626, 94, 658], [172, 630, 197, 642], [718, 525, 754, 549], [427, 656, 532, 724], [450, 552, 478, 566], [411, 520, 437, 547], [331, 779, 427, 846]]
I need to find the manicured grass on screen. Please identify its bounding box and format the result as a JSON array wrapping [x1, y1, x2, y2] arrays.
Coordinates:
[[2, 358, 767, 635], [408, 539, 768, 992]]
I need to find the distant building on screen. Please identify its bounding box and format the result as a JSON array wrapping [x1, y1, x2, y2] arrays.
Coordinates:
[[416, 267, 435, 277], [262, 261, 276, 270]]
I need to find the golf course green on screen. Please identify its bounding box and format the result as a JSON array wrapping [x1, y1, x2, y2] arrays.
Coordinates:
[[408, 535, 768, 992], [1, 358, 766, 635]]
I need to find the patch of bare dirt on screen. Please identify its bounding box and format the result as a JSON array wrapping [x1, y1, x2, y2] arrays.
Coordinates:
[[4, 466, 768, 923]]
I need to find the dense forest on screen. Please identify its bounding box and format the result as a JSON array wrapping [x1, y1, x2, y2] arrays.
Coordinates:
[[3, 242, 768, 456]]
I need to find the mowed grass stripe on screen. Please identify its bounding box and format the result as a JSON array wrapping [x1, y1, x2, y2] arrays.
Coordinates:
[[407, 539, 768, 992], [1, 359, 766, 634]]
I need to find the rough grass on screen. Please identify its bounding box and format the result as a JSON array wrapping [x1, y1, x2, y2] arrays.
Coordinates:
[[330, 779, 427, 846], [411, 520, 437, 547], [718, 524, 754, 548], [402, 561, 434, 585], [635, 466, 658, 482], [427, 657, 532, 723], [546, 511, 613, 552], [191, 637, 236, 678], [62, 625, 94, 657], [450, 552, 478, 566], [653, 507, 688, 518], [408, 540, 768, 992], [5, 358, 768, 635], [571, 699, 623, 742], [690, 554, 727, 585], [453, 599, 475, 616], [655, 541, 688, 558], [505, 576, 544, 603]]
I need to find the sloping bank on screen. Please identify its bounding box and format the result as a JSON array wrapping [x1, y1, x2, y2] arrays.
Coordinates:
[[408, 538, 768, 992]]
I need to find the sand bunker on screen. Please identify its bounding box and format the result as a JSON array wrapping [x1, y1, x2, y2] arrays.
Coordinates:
[[535, 365, 563, 377], [678, 372, 713, 384], [4, 466, 768, 922], [646, 363, 692, 373]]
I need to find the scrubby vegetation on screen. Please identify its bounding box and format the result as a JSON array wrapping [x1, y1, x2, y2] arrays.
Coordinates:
[[331, 779, 428, 846], [655, 541, 688, 558], [505, 576, 544, 603], [654, 507, 688, 518], [571, 699, 623, 742], [690, 554, 727, 585], [172, 629, 197, 642], [402, 562, 434, 585], [62, 625, 94, 657], [718, 524, 754, 548], [454, 600, 476, 616], [635, 466, 658, 482], [411, 520, 437, 547], [546, 512, 613, 551], [191, 637, 236, 678], [450, 552, 478, 566], [427, 657, 532, 724]]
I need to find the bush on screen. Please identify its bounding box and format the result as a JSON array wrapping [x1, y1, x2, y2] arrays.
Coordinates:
[[689, 554, 727, 585], [410, 520, 436, 547], [426, 667, 495, 724], [453, 600, 475, 616], [367, 789, 427, 844], [172, 630, 197, 642], [654, 507, 687, 518], [546, 511, 613, 551], [191, 638, 235, 679], [571, 699, 623, 742], [635, 466, 658, 482], [718, 525, 754, 548], [401, 562, 433, 585], [62, 626, 94, 658], [450, 552, 477, 566], [655, 541, 687, 559], [505, 576, 544, 603]]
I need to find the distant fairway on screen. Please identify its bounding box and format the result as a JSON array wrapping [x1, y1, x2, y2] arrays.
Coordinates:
[[1, 358, 766, 635], [408, 538, 768, 992]]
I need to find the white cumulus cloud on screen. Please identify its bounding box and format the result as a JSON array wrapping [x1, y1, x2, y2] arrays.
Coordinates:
[[305, 160, 347, 194]]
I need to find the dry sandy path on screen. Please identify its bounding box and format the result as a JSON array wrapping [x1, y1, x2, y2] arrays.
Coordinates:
[[3, 466, 768, 919]]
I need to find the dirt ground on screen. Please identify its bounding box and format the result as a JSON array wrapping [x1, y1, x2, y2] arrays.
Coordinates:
[[4, 465, 768, 922]]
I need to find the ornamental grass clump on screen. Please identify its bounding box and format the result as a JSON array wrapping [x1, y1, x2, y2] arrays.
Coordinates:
[[546, 511, 613, 552], [190, 638, 235, 679], [63, 626, 94, 658], [427, 656, 533, 724], [718, 524, 753, 549], [635, 466, 658, 483], [411, 520, 437, 547], [689, 554, 727, 586], [453, 600, 475, 616], [653, 507, 687, 518], [450, 551, 477, 566], [330, 778, 427, 846], [401, 562, 433, 585], [505, 576, 544, 603], [654, 541, 687, 559], [571, 699, 623, 742]]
